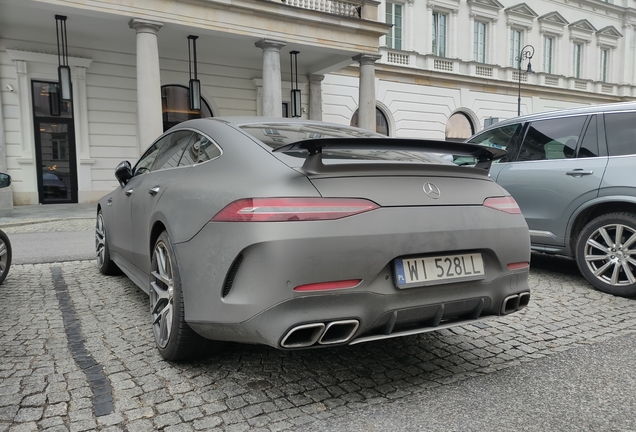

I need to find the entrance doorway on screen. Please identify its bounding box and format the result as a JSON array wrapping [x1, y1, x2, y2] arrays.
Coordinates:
[[32, 81, 78, 204]]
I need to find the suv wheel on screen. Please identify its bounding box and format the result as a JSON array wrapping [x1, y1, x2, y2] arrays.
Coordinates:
[[576, 212, 636, 297]]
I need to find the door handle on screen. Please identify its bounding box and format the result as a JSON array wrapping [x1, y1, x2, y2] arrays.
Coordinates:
[[148, 186, 160, 196], [125, 188, 134, 196], [566, 169, 594, 177]]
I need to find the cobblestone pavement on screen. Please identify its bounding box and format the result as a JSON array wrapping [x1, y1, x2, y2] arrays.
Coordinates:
[[2, 254, 636, 432]]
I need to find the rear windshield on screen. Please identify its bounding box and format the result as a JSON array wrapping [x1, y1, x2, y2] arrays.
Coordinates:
[[239, 123, 449, 165]]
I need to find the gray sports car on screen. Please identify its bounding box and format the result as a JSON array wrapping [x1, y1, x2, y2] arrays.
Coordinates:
[[96, 118, 531, 361]]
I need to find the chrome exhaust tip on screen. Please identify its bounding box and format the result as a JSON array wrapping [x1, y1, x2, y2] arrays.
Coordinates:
[[280, 323, 325, 348], [501, 294, 520, 315], [517, 292, 531, 310], [319, 320, 360, 345]]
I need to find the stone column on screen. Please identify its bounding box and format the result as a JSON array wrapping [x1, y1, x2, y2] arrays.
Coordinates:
[[255, 39, 286, 117], [308, 75, 324, 121], [621, 24, 632, 84], [129, 18, 164, 154], [353, 53, 382, 132]]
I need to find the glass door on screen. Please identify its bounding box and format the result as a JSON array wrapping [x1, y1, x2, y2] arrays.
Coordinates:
[[32, 81, 78, 204]]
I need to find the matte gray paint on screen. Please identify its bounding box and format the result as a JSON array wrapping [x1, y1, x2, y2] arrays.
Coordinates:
[[99, 117, 531, 350]]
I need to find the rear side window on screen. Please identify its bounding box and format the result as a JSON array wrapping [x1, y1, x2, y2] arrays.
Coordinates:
[[578, 116, 599, 158], [179, 133, 221, 166], [604, 112, 636, 156], [467, 124, 520, 162], [153, 131, 195, 171], [517, 116, 586, 162]]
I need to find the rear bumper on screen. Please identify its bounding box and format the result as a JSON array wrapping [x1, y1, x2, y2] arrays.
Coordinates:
[[173, 205, 530, 347], [189, 271, 529, 348]]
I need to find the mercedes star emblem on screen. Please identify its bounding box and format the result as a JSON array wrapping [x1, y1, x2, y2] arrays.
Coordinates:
[[423, 182, 441, 199]]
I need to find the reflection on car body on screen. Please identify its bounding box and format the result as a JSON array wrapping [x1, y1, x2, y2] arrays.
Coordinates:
[[96, 117, 531, 361]]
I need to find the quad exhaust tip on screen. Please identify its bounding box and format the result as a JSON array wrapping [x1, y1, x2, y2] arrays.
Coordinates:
[[281, 320, 360, 348], [319, 320, 360, 345], [501, 292, 531, 315]]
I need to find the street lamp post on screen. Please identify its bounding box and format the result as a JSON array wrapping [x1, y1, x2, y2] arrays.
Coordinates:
[[516, 44, 534, 116]]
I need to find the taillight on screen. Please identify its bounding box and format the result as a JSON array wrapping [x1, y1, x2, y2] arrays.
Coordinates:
[[211, 198, 379, 222], [483, 196, 522, 214]]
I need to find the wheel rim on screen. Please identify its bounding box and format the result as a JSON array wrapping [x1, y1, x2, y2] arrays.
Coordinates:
[[150, 241, 174, 349], [0, 238, 7, 274], [584, 223, 636, 287], [95, 214, 105, 267]]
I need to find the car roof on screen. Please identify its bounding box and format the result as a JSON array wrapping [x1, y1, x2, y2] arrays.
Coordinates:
[[479, 101, 636, 133]]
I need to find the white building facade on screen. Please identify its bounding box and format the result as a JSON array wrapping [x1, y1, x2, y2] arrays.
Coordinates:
[[0, 0, 635, 207], [326, 0, 636, 140]]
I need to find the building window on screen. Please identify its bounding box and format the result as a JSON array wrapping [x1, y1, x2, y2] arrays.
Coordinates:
[[161, 85, 213, 132], [543, 36, 554, 74], [510, 29, 522, 67], [600, 48, 609, 82], [573, 43, 583, 78], [445, 112, 474, 142], [350, 107, 390, 136], [474, 21, 487, 63], [386, 2, 403, 50], [432, 12, 447, 57]]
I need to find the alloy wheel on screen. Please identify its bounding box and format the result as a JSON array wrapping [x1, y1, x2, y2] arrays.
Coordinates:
[[584, 223, 636, 286], [0, 239, 7, 273], [95, 214, 106, 268], [150, 241, 174, 348]]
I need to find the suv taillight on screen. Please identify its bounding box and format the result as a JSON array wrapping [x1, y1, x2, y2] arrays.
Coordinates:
[[483, 196, 522, 214]]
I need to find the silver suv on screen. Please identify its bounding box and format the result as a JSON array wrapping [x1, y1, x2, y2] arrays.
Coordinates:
[[466, 102, 636, 297]]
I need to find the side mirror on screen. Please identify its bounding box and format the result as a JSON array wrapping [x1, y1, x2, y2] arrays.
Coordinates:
[[0, 173, 11, 189], [115, 161, 133, 188]]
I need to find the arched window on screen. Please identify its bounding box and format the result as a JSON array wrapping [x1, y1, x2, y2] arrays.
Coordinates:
[[445, 112, 474, 142], [350, 107, 390, 136], [161, 85, 213, 132]]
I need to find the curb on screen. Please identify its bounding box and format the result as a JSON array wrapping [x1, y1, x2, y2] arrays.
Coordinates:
[[0, 217, 94, 228]]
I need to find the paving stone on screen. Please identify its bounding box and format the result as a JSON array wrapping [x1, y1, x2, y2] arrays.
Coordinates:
[[2, 256, 636, 432]]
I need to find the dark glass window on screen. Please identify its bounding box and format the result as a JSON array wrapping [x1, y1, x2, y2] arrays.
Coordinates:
[[578, 116, 599, 158], [134, 131, 193, 175], [31, 81, 72, 118], [179, 133, 222, 166], [350, 108, 390, 136], [604, 112, 636, 156], [467, 124, 520, 162], [161, 85, 213, 132], [153, 131, 195, 171], [517, 117, 586, 162]]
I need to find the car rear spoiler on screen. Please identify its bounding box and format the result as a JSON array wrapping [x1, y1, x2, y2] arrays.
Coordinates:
[[273, 138, 506, 173]]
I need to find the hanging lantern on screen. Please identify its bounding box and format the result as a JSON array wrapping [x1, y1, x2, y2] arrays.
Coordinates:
[[290, 51, 301, 118], [55, 15, 72, 102], [188, 35, 201, 111]]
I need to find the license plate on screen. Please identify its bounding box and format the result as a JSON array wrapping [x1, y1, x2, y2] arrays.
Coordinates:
[[394, 253, 486, 288]]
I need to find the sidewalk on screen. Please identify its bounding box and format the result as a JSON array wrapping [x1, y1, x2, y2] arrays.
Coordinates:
[[0, 203, 96, 227]]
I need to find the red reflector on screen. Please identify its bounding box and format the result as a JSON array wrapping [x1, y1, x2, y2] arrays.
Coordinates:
[[294, 279, 362, 292], [507, 262, 529, 270], [483, 196, 522, 214], [211, 198, 379, 222]]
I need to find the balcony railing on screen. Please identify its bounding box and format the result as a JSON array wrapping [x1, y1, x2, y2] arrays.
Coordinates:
[[282, 0, 367, 18]]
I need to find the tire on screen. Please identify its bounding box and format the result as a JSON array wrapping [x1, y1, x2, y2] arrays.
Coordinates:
[[95, 210, 120, 275], [150, 231, 210, 361], [0, 229, 12, 285], [576, 212, 636, 297]]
